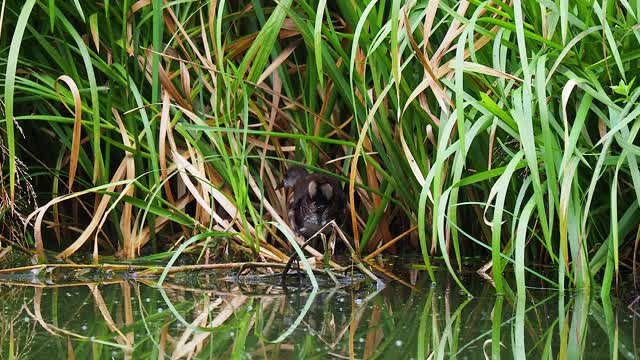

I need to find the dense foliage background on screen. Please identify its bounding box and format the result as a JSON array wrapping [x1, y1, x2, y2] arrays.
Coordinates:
[[1, 0, 639, 294]]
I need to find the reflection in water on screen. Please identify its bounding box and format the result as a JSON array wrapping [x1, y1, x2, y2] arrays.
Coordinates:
[[0, 271, 638, 359]]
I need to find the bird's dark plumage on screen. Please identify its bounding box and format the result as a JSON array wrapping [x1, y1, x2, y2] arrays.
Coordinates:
[[277, 166, 346, 240]]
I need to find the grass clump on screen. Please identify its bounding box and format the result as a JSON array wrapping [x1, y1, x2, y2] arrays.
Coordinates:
[[1, 0, 639, 293]]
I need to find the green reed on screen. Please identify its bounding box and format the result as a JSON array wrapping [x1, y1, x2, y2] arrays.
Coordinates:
[[1, 0, 639, 294]]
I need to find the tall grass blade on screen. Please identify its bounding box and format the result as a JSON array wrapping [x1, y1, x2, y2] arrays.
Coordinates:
[[3, 0, 37, 202]]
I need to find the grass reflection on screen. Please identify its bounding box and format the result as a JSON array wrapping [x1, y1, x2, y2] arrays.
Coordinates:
[[0, 273, 637, 359]]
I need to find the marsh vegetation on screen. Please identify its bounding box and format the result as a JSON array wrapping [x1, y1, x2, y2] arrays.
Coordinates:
[[1, 0, 640, 357]]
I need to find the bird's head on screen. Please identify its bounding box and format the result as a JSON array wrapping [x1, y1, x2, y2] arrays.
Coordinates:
[[275, 166, 309, 190]]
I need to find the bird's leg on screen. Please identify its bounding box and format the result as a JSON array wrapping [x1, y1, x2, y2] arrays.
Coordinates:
[[282, 255, 304, 286], [282, 235, 320, 285]]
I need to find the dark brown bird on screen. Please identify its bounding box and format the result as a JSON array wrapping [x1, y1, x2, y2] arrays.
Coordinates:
[[276, 166, 346, 240]]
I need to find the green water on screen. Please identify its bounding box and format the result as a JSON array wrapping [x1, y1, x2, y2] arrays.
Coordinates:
[[0, 267, 637, 359]]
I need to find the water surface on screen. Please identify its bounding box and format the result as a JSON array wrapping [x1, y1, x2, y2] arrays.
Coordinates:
[[0, 265, 637, 359]]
